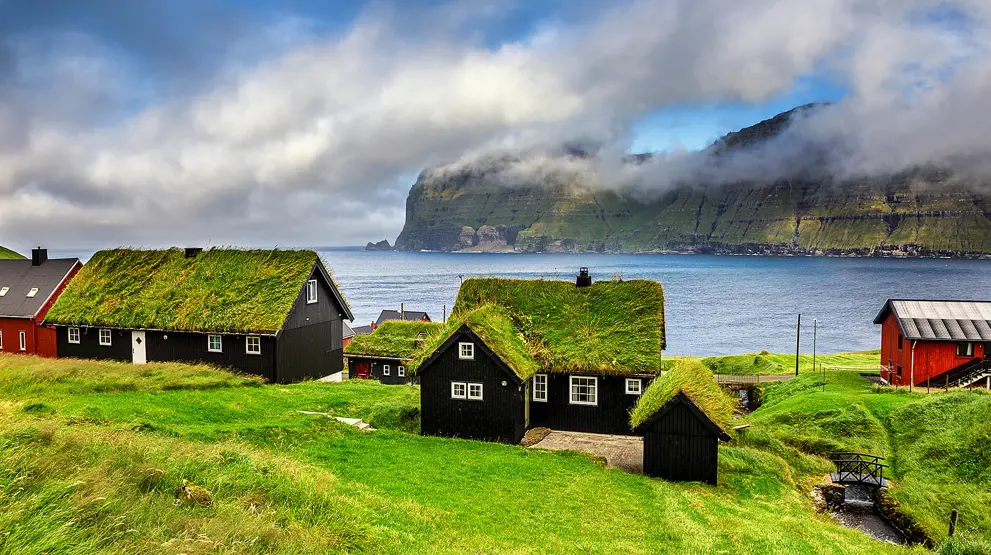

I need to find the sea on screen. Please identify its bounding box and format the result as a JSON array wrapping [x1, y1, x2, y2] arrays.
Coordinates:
[[320, 248, 991, 357]]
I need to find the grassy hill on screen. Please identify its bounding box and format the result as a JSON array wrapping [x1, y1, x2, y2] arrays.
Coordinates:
[[0, 354, 931, 554], [0, 246, 24, 259], [697, 350, 881, 376], [746, 372, 991, 553]]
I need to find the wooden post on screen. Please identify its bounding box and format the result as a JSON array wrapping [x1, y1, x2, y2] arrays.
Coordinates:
[[949, 509, 958, 537], [795, 314, 801, 376], [812, 319, 817, 375], [443, 304, 447, 323]]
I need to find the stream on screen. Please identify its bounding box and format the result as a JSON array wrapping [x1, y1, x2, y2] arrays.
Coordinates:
[[829, 484, 907, 545]]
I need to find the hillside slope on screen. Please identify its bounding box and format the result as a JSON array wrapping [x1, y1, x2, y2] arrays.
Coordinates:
[[0, 246, 24, 259], [394, 109, 991, 256]]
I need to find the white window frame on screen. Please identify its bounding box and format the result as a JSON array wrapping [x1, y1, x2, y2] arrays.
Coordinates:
[[18, 331, 26, 351], [383, 364, 391, 376], [467, 383, 483, 400], [99, 329, 112, 346], [569, 376, 598, 406], [246, 336, 261, 355], [625, 378, 643, 395], [0, 286, 8, 297], [306, 279, 318, 304], [458, 342, 474, 360], [208, 334, 223, 353], [26, 287, 38, 298], [68, 327, 80, 344], [532, 374, 548, 402], [398, 366, 406, 377], [451, 381, 467, 399], [0, 330, 3, 349], [956, 341, 974, 357]]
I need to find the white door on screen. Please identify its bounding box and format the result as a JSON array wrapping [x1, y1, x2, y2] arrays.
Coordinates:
[[132, 331, 147, 365]]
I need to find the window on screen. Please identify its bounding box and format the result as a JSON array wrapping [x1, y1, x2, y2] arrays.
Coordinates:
[[18, 331, 26, 351], [626, 378, 642, 395], [467, 383, 483, 400], [451, 382, 467, 399], [896, 365, 903, 377], [99, 329, 112, 346], [306, 279, 318, 304], [570, 376, 598, 406], [208, 335, 223, 353], [956, 342, 974, 356], [458, 342, 474, 360], [246, 336, 261, 355], [398, 366, 406, 377], [0, 286, 8, 297], [26, 288, 38, 298], [532, 374, 548, 402], [0, 330, 3, 349], [68, 327, 80, 344], [383, 364, 391, 376], [897, 334, 903, 350]]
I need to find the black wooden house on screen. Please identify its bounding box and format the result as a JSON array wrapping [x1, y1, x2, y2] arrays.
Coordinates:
[[636, 392, 730, 484], [410, 271, 666, 443], [44, 248, 353, 383], [344, 320, 442, 384]]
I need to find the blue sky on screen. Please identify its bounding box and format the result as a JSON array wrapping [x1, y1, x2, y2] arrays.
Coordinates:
[[0, 0, 987, 248]]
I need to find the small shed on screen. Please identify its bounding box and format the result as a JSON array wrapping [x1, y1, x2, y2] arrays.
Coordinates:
[[631, 361, 734, 485], [344, 320, 443, 384]]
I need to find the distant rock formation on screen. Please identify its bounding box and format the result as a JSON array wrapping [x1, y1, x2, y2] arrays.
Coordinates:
[[364, 239, 394, 251]]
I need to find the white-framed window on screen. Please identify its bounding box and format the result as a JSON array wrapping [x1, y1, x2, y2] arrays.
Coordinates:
[[467, 383, 483, 400], [451, 381, 467, 399], [18, 331, 26, 351], [0, 287, 8, 297], [459, 342, 474, 360], [533, 374, 548, 402], [383, 364, 391, 376], [398, 366, 406, 377], [246, 336, 261, 355], [0, 330, 3, 349], [99, 329, 112, 346], [68, 327, 80, 344], [26, 288, 38, 298], [306, 279, 318, 304], [625, 378, 642, 395], [569, 376, 598, 406], [208, 335, 223, 353], [956, 342, 974, 357]]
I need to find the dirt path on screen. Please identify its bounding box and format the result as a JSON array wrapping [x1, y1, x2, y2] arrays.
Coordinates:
[[531, 431, 643, 473]]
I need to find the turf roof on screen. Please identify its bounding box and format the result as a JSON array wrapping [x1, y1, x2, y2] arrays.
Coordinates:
[[411, 277, 665, 378], [44, 248, 341, 334], [629, 359, 735, 431], [344, 321, 444, 359]]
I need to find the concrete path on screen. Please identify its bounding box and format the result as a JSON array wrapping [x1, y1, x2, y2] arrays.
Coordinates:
[[531, 431, 643, 473]]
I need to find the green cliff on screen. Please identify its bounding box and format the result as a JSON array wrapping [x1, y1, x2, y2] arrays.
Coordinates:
[[395, 108, 991, 257]]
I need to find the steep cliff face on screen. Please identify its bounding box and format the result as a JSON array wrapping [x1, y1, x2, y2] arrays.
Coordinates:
[[394, 109, 991, 256]]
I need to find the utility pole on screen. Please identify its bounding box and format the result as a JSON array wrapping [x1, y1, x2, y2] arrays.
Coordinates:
[[812, 318, 817, 374], [795, 313, 802, 376]]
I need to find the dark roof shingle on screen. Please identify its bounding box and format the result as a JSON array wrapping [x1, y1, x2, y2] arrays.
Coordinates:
[[0, 258, 80, 318]]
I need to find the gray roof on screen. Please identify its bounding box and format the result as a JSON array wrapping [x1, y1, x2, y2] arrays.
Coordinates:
[[352, 325, 374, 335], [375, 309, 431, 326], [874, 299, 991, 341], [343, 321, 356, 339], [0, 258, 80, 318]]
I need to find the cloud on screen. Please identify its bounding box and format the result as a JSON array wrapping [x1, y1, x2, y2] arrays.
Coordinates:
[[1, 0, 990, 251]]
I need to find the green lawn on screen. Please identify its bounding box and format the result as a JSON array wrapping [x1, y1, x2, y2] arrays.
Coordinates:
[[694, 350, 881, 376], [747, 372, 991, 553], [0, 354, 925, 554]]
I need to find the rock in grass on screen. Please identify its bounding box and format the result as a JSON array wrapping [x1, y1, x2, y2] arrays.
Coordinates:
[[175, 479, 212, 507]]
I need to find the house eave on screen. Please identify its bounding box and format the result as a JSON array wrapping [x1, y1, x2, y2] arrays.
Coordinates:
[[42, 323, 279, 337]]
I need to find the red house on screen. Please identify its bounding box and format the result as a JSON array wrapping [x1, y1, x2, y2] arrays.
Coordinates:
[[874, 299, 991, 389], [0, 248, 81, 357]]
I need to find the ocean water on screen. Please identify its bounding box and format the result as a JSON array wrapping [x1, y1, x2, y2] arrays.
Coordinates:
[[321, 248, 991, 357]]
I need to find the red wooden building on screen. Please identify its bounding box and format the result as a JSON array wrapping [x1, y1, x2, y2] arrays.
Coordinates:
[[0, 248, 81, 357], [874, 299, 991, 389]]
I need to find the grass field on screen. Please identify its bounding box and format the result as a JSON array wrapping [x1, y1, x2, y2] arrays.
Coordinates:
[[747, 372, 991, 553], [695, 350, 881, 376], [0, 354, 932, 554]]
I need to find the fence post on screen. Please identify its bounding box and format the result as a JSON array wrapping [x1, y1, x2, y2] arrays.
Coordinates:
[[949, 509, 958, 538]]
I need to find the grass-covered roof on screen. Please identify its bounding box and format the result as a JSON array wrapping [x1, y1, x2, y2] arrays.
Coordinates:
[[45, 248, 333, 334], [409, 304, 541, 380], [344, 321, 444, 359], [629, 359, 735, 431], [411, 277, 665, 378]]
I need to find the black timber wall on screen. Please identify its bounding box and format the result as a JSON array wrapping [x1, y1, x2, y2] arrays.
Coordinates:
[[274, 265, 347, 383], [348, 357, 416, 384], [54, 326, 131, 362], [642, 401, 720, 485], [529, 374, 651, 435], [419, 330, 525, 443], [145, 331, 277, 381]]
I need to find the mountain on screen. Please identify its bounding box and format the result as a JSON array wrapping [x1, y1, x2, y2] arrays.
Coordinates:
[[394, 108, 991, 257]]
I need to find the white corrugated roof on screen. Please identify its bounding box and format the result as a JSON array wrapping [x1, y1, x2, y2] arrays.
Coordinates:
[[889, 300, 991, 341]]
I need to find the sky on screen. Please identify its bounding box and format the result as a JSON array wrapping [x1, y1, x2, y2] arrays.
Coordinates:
[[1, 0, 989, 251]]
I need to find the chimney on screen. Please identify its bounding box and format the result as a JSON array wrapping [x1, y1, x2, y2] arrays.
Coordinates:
[[31, 247, 47, 267], [184, 247, 203, 258], [576, 267, 591, 287], [370, 321, 376, 331]]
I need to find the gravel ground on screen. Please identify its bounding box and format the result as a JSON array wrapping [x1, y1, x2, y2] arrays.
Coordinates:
[[531, 430, 643, 473]]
